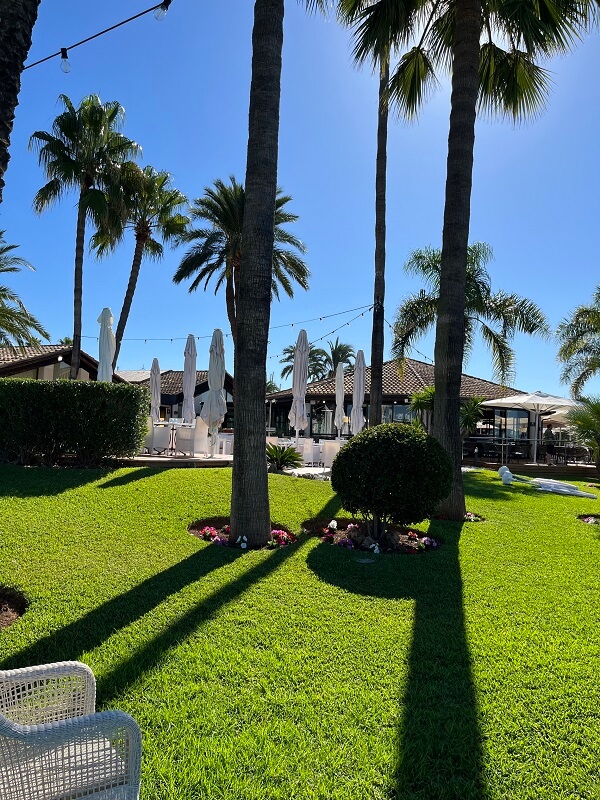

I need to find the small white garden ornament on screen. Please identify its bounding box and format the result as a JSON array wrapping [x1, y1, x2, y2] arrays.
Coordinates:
[[501, 471, 514, 485]]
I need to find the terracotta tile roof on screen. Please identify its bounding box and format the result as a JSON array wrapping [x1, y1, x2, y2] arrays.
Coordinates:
[[0, 345, 70, 364], [135, 370, 209, 395], [266, 358, 524, 401]]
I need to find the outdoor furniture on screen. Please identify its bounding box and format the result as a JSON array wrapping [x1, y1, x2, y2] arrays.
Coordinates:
[[322, 440, 341, 469], [266, 436, 279, 447], [177, 417, 209, 457], [302, 438, 321, 466], [140, 416, 153, 455], [0, 660, 142, 800], [216, 433, 234, 455], [152, 424, 171, 455]]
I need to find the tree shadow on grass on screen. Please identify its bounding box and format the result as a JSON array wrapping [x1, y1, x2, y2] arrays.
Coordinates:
[[307, 518, 486, 800], [96, 537, 310, 705], [0, 544, 243, 671], [97, 467, 169, 489], [0, 465, 108, 497]]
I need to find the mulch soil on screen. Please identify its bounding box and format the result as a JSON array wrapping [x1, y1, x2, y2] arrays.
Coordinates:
[[0, 586, 28, 630]]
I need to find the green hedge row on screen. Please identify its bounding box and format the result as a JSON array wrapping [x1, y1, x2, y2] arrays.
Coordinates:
[[0, 379, 150, 466]]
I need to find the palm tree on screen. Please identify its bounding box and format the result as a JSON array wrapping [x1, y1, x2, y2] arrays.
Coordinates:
[[322, 337, 355, 377], [29, 95, 140, 379], [92, 164, 188, 368], [173, 175, 309, 349], [409, 386, 484, 438], [556, 287, 600, 398], [266, 374, 280, 394], [58, 336, 73, 346], [335, 0, 416, 427], [566, 399, 600, 474], [0, 0, 41, 204], [334, 1, 591, 518], [279, 342, 329, 382], [393, 243, 549, 384], [0, 231, 49, 347]]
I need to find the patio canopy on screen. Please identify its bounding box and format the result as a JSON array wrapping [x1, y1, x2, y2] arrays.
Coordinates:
[[482, 391, 580, 462]]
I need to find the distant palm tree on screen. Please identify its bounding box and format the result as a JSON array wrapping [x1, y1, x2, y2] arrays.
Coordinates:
[[173, 175, 309, 349], [279, 343, 329, 382], [556, 287, 600, 398], [323, 337, 355, 377], [566, 398, 600, 474], [0, 231, 49, 347], [410, 386, 484, 438], [266, 374, 280, 394], [58, 336, 73, 346], [393, 243, 549, 384], [92, 164, 188, 368], [29, 95, 140, 378], [0, 0, 41, 204]]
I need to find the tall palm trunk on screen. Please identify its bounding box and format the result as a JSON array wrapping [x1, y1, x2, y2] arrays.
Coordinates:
[[113, 234, 146, 369], [70, 195, 86, 380], [0, 0, 41, 204], [230, 0, 284, 548], [225, 256, 237, 348], [368, 57, 389, 428], [432, 0, 482, 518]]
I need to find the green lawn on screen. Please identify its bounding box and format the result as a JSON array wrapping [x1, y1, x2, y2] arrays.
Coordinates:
[[1, 465, 600, 799]]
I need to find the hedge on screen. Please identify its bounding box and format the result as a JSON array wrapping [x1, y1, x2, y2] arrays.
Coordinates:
[[0, 379, 150, 466]]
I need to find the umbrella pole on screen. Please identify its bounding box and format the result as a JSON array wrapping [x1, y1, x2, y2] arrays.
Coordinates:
[[532, 413, 538, 464]]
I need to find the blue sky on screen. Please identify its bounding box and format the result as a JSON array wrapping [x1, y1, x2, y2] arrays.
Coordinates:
[[1, 0, 599, 395]]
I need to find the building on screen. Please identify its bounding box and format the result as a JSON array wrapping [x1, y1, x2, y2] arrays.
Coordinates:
[[266, 357, 526, 438], [0, 345, 126, 382], [119, 369, 235, 426]]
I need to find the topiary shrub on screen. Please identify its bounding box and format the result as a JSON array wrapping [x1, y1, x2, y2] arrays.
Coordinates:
[[331, 423, 452, 538]]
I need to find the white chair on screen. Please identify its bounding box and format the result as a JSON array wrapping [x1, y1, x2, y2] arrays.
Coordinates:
[[0, 661, 142, 800], [139, 416, 154, 455], [302, 438, 320, 465], [152, 425, 171, 455], [177, 417, 209, 457], [322, 440, 342, 469], [266, 436, 279, 447]]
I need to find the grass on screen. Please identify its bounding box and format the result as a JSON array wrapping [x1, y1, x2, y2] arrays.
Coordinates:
[[1, 464, 600, 799]]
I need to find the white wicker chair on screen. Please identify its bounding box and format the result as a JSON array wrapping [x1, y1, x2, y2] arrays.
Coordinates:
[[0, 661, 142, 800]]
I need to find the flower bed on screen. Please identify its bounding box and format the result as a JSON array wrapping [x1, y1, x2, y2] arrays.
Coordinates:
[[188, 516, 297, 549], [578, 514, 600, 525], [303, 518, 440, 554]]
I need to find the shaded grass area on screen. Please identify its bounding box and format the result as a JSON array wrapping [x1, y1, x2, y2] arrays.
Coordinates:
[[1, 465, 600, 798]]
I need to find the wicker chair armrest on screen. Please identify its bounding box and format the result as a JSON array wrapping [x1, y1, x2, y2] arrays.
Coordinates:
[[0, 661, 96, 724], [1, 710, 142, 799]]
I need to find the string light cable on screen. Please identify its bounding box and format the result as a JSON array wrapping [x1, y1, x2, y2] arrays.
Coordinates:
[[80, 302, 374, 344], [24, 1, 174, 73], [384, 315, 433, 365]]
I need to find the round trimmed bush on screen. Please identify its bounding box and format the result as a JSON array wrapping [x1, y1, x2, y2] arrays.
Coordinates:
[[331, 423, 452, 529]]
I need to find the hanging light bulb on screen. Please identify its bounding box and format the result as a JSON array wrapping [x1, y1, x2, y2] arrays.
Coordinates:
[[153, 0, 172, 21], [60, 48, 71, 73]]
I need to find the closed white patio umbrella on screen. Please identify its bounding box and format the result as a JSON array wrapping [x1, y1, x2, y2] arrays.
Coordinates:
[[182, 334, 197, 424], [97, 308, 116, 383], [201, 329, 227, 457], [288, 329, 309, 445], [482, 391, 580, 463], [150, 358, 161, 422], [350, 350, 366, 435], [334, 362, 345, 439]]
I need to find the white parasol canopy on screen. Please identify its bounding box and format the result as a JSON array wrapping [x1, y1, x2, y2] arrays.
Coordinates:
[[288, 329, 309, 444], [182, 334, 197, 424], [334, 362, 345, 438], [482, 391, 580, 462], [350, 350, 366, 435], [201, 328, 227, 456], [97, 308, 116, 383], [150, 358, 161, 422]]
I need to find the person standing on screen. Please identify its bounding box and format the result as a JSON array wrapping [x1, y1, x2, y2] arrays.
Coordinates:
[[543, 423, 556, 465]]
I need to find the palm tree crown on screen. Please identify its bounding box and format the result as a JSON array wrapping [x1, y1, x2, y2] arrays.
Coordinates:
[[91, 163, 188, 366], [323, 337, 355, 377], [0, 231, 49, 348], [393, 242, 549, 384], [556, 287, 600, 399], [173, 176, 309, 346], [29, 94, 140, 379], [280, 343, 329, 382]]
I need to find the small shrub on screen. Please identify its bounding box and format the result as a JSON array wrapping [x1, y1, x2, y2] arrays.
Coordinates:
[[331, 423, 452, 536], [266, 443, 302, 472]]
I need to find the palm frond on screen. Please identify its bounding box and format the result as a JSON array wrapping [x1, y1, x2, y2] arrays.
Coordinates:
[[388, 46, 439, 118]]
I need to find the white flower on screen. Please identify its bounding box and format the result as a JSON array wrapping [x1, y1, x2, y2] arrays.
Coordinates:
[[373, 545, 380, 554], [329, 520, 337, 530]]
